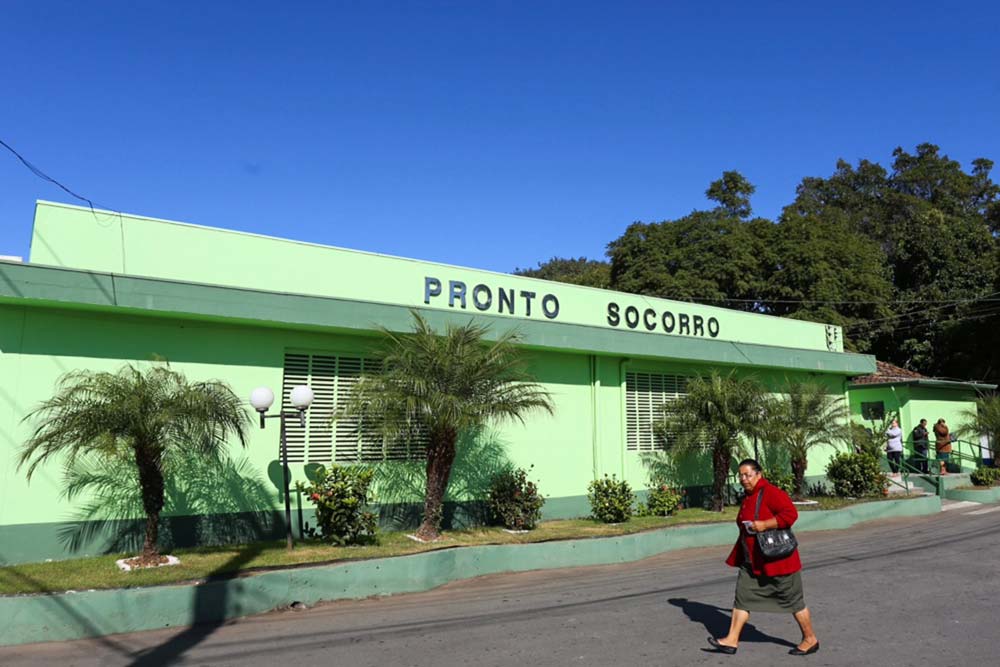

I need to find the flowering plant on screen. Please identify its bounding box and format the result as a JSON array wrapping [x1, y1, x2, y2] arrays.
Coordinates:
[[487, 466, 545, 530], [298, 465, 377, 545]]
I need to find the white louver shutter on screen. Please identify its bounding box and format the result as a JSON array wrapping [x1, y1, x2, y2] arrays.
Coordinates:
[[625, 371, 688, 452], [281, 352, 427, 463]]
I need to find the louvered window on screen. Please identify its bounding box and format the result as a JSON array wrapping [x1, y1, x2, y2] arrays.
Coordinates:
[[625, 372, 689, 451], [280, 352, 427, 463]]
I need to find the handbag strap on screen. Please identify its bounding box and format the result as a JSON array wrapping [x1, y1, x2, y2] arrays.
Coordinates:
[[753, 484, 765, 520]]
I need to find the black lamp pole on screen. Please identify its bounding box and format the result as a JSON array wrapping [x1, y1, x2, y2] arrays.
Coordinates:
[[258, 409, 306, 550]]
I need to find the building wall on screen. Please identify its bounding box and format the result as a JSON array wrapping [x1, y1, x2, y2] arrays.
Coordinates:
[[1, 299, 855, 564], [29, 201, 841, 352], [848, 385, 980, 469]]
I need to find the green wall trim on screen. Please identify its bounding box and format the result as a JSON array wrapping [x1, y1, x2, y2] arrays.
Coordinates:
[[943, 486, 1000, 503], [0, 262, 875, 375], [0, 496, 594, 566], [848, 379, 996, 392], [0, 495, 939, 646]]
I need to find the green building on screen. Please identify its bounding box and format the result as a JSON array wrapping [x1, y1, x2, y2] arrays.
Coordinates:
[[848, 361, 994, 470], [0, 201, 978, 564]]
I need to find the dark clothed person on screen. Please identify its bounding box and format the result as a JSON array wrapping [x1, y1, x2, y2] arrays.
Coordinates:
[[912, 421, 930, 473]]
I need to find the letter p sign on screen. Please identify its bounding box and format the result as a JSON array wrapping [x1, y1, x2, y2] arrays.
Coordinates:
[[424, 277, 442, 304]]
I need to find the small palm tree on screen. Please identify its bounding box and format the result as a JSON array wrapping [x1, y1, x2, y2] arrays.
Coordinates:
[[655, 371, 769, 512], [958, 394, 1000, 465], [770, 381, 850, 499], [342, 312, 553, 541], [18, 364, 251, 560]]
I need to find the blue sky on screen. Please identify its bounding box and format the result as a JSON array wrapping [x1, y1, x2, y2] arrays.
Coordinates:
[[2, 1, 998, 273]]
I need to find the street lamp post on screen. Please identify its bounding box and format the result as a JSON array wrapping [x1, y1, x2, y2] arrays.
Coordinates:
[[250, 385, 314, 550]]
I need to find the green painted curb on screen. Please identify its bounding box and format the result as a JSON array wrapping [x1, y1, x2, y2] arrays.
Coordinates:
[[943, 486, 1000, 503], [0, 495, 940, 647]]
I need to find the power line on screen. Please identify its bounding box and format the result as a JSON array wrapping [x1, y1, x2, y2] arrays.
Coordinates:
[[0, 138, 103, 213], [684, 294, 1000, 306], [843, 290, 1000, 331]]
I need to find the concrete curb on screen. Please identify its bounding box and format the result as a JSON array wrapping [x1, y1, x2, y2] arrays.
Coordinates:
[[0, 495, 940, 647], [943, 486, 1000, 503]]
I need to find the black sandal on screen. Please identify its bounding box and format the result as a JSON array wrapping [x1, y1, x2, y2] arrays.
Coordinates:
[[789, 641, 820, 656], [707, 637, 737, 654]]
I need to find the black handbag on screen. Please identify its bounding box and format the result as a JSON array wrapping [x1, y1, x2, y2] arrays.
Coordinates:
[[753, 487, 798, 559]]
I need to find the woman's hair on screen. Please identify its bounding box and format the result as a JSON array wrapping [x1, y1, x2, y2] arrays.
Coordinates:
[[737, 458, 762, 472]]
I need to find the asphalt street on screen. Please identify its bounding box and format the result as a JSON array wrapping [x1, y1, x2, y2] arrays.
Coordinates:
[[2, 502, 998, 667]]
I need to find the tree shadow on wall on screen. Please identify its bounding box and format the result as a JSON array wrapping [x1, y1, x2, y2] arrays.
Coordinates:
[[640, 447, 741, 508], [59, 451, 277, 555], [757, 439, 792, 476], [359, 428, 514, 530]]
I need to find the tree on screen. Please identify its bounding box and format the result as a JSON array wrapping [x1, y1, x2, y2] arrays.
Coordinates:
[[706, 170, 756, 219], [767, 207, 895, 352], [769, 381, 851, 499], [342, 312, 553, 541], [513, 256, 611, 288], [608, 210, 774, 311], [18, 364, 251, 561], [654, 372, 770, 511], [784, 144, 1000, 376], [957, 394, 1000, 465]]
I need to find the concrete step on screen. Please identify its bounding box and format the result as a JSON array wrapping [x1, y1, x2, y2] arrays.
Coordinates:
[[885, 475, 929, 494], [899, 472, 973, 495]]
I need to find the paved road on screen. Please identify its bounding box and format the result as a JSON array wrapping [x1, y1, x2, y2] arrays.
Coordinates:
[[3, 503, 999, 666]]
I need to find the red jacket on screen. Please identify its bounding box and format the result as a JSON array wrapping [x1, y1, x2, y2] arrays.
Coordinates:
[[725, 478, 801, 577]]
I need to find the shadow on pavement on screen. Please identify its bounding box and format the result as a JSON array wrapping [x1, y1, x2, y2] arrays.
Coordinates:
[[0, 560, 134, 658], [667, 597, 796, 648], [126, 540, 267, 665]]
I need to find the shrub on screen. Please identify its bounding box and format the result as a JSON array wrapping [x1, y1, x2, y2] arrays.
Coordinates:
[[638, 484, 682, 517], [825, 452, 888, 497], [764, 468, 795, 495], [970, 466, 1000, 487], [588, 475, 635, 523], [487, 467, 545, 530], [299, 465, 378, 545]]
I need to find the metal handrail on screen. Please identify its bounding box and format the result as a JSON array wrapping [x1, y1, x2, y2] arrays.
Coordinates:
[[932, 438, 983, 471]]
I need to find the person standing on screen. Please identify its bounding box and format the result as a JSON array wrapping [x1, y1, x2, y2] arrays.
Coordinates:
[[885, 419, 903, 474], [912, 419, 930, 473], [707, 459, 819, 656], [934, 418, 951, 475]]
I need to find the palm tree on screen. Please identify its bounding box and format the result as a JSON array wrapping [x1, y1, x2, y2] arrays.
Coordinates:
[[18, 364, 251, 561], [655, 371, 769, 512], [770, 381, 850, 499], [342, 312, 553, 541], [958, 394, 1000, 466]]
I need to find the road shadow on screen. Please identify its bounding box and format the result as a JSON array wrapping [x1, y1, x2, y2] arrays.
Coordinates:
[[667, 597, 796, 648], [126, 535, 268, 665], [0, 561, 135, 658]]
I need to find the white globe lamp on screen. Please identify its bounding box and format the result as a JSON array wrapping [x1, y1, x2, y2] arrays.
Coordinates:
[[290, 385, 315, 410], [250, 386, 275, 413]]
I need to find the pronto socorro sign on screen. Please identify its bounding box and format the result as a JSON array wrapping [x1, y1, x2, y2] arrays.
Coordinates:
[[423, 276, 720, 338]]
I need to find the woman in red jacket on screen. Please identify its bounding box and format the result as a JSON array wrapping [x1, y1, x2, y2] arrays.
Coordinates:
[[707, 459, 820, 656]]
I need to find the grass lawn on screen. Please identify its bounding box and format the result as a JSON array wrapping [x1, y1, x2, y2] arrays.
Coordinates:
[[0, 495, 918, 596]]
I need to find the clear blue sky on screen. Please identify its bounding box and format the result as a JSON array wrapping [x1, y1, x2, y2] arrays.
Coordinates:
[[2, 1, 998, 273]]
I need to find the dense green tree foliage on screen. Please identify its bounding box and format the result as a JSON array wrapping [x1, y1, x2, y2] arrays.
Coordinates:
[[515, 144, 1000, 382], [514, 256, 611, 288]]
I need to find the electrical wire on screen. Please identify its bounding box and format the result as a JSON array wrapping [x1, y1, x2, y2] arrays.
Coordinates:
[[0, 137, 105, 213]]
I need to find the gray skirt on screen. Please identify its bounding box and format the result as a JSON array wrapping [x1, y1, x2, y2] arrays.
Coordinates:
[[733, 565, 805, 613]]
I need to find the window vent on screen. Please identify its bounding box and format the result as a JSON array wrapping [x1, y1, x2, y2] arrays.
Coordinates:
[[625, 372, 689, 452], [281, 352, 426, 463]]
